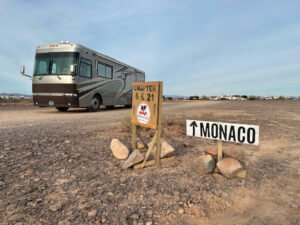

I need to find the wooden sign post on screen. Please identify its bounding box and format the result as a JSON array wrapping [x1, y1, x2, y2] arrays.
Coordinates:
[[131, 81, 164, 168], [217, 140, 223, 161]]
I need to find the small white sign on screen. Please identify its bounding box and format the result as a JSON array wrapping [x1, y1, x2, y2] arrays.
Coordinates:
[[186, 120, 259, 145], [136, 102, 151, 124]]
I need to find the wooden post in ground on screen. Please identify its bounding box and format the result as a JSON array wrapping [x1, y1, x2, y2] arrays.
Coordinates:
[[142, 133, 157, 168], [132, 124, 137, 151], [155, 81, 163, 164], [217, 140, 223, 161]]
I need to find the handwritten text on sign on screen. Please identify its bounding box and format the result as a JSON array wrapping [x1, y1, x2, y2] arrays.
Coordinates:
[[131, 82, 161, 129], [186, 120, 259, 145]]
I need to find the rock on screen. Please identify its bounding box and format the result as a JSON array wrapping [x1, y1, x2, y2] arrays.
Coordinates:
[[151, 139, 175, 158], [146, 222, 153, 225], [190, 205, 206, 217], [122, 150, 144, 169], [198, 155, 216, 174], [55, 178, 70, 185], [77, 200, 90, 210], [25, 168, 33, 175], [107, 192, 114, 196], [57, 220, 71, 225], [49, 201, 63, 212], [290, 204, 299, 209], [130, 214, 139, 220], [217, 158, 243, 178], [183, 142, 192, 147], [205, 147, 218, 156], [200, 210, 207, 217], [110, 139, 129, 160], [136, 138, 145, 149], [236, 170, 247, 178], [146, 210, 153, 218], [88, 209, 97, 217], [178, 208, 184, 214], [225, 201, 232, 207], [223, 148, 244, 160], [9, 213, 24, 221], [14, 222, 25, 225]]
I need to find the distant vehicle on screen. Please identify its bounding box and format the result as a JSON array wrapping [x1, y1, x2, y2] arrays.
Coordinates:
[[20, 41, 145, 112]]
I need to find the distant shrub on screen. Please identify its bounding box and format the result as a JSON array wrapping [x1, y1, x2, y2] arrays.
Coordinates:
[[278, 96, 287, 100], [248, 96, 261, 100], [189, 96, 199, 100], [200, 95, 209, 100]]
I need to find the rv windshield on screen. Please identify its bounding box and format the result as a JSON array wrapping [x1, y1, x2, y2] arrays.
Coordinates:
[[34, 52, 79, 76]]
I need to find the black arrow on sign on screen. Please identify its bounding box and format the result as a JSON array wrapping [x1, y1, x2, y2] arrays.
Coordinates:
[[190, 121, 198, 136]]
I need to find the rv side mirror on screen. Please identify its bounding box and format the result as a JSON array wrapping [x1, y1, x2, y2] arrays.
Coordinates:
[[70, 64, 77, 74], [20, 65, 25, 75], [20, 65, 32, 78]]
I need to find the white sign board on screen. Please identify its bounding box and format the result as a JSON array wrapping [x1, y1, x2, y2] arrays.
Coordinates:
[[186, 120, 259, 145]]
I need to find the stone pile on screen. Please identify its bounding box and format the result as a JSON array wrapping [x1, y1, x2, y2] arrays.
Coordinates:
[[110, 138, 175, 169], [198, 146, 246, 179]]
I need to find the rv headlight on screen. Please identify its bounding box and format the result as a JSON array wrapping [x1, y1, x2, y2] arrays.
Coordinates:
[[63, 93, 77, 97]]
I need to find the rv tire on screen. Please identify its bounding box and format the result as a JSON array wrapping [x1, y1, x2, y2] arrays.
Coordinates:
[[88, 95, 101, 112], [56, 107, 69, 112]]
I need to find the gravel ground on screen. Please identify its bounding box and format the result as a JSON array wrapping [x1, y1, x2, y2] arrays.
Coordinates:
[[0, 100, 299, 225]]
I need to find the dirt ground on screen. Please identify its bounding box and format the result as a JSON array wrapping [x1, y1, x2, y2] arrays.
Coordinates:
[[0, 100, 299, 225]]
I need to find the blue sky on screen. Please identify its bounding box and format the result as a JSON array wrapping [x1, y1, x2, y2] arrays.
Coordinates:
[[0, 0, 299, 96]]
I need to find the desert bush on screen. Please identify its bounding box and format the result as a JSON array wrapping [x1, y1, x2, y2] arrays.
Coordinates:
[[200, 95, 209, 100], [189, 96, 199, 100], [248, 96, 261, 100]]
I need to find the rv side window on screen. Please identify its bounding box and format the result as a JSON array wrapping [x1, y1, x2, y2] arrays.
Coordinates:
[[79, 58, 92, 78], [106, 66, 112, 79], [97, 62, 112, 79]]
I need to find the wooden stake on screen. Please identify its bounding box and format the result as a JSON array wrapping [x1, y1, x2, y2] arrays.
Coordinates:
[[132, 124, 137, 151], [155, 81, 163, 164], [142, 133, 157, 168], [217, 140, 223, 161], [134, 156, 175, 169]]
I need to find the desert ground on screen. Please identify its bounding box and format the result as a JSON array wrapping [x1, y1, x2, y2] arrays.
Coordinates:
[[0, 100, 299, 225]]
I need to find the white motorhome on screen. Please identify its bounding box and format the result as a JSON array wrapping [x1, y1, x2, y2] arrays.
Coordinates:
[[21, 41, 145, 112]]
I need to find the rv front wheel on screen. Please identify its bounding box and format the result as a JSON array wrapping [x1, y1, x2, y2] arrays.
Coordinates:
[[88, 96, 101, 112], [56, 107, 69, 112]]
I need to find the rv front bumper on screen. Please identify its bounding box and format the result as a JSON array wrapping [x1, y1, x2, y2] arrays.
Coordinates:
[[33, 94, 79, 107]]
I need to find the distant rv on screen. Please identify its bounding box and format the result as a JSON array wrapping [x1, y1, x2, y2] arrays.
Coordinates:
[[20, 41, 145, 112]]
